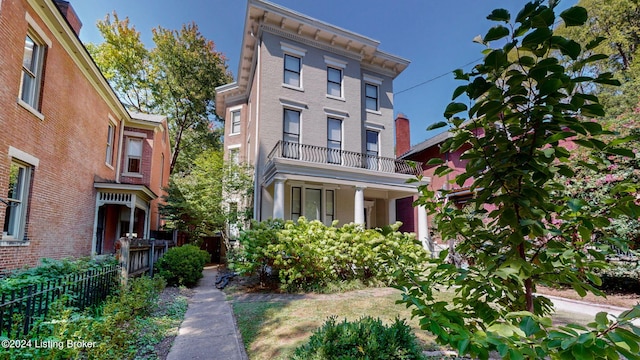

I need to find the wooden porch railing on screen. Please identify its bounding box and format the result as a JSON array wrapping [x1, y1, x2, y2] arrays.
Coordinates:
[[116, 238, 175, 283]]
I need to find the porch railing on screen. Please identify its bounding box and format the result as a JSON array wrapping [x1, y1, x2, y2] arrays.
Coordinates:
[[267, 141, 422, 176], [116, 238, 175, 281]]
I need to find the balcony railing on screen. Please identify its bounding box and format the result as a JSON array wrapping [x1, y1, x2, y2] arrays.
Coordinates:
[[267, 141, 422, 176]]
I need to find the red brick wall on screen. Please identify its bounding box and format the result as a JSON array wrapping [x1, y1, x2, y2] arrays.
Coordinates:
[[120, 127, 155, 187], [148, 123, 170, 231], [395, 114, 411, 157], [0, 1, 119, 272]]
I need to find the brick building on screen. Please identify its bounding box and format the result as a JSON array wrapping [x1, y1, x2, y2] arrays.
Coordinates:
[[0, 0, 170, 272], [216, 0, 429, 245]]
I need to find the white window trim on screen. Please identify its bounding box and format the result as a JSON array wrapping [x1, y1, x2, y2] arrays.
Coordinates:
[[289, 184, 337, 226], [363, 74, 383, 85], [365, 122, 385, 131], [280, 98, 308, 111], [325, 57, 346, 101], [123, 137, 143, 176], [17, 99, 45, 120], [323, 107, 349, 119], [8, 146, 40, 167], [324, 56, 347, 69], [105, 115, 117, 169], [25, 12, 52, 47], [281, 42, 306, 91], [280, 42, 307, 57], [2, 147, 38, 246], [229, 106, 242, 136], [283, 107, 303, 145], [364, 82, 381, 114], [123, 130, 147, 138], [17, 13, 51, 120]]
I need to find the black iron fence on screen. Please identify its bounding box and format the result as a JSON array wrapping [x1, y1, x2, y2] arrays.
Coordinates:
[[0, 264, 120, 338], [267, 140, 423, 176]]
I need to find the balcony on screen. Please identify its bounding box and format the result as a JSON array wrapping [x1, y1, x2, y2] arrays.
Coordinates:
[[266, 141, 422, 176]]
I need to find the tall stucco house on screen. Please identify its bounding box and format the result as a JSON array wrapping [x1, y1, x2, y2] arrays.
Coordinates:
[[0, 0, 171, 272], [215, 0, 429, 242]]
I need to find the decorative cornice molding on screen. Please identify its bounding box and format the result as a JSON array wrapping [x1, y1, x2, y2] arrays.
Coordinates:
[[262, 24, 362, 62]]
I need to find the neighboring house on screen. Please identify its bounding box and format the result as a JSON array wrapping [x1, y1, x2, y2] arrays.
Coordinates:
[[395, 116, 476, 250], [215, 0, 428, 241], [0, 0, 171, 272]]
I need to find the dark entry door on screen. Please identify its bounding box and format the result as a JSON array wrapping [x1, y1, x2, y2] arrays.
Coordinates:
[[200, 236, 221, 263]]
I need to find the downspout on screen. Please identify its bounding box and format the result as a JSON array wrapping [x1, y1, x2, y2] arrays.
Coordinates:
[[116, 119, 125, 183], [253, 36, 262, 221]]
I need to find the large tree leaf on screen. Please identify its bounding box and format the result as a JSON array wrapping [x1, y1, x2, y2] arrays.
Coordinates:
[[560, 6, 588, 26]]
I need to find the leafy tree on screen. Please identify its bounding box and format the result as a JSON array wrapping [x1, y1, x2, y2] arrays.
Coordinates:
[[86, 13, 153, 113], [151, 23, 232, 173], [160, 149, 253, 237], [394, 1, 640, 358], [88, 14, 233, 174], [555, 0, 640, 117]]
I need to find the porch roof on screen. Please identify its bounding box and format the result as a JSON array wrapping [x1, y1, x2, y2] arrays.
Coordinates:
[[93, 182, 157, 204]]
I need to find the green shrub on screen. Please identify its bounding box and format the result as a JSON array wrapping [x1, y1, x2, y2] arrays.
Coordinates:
[[231, 218, 428, 292], [593, 262, 640, 294], [292, 316, 425, 360], [155, 245, 210, 287], [0, 276, 166, 360], [0, 256, 117, 295]]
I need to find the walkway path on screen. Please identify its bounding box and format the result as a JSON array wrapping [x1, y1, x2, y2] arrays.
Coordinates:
[[542, 293, 640, 326], [167, 266, 248, 360]]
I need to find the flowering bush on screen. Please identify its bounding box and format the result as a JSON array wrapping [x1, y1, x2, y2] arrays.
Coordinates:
[[230, 218, 428, 292]]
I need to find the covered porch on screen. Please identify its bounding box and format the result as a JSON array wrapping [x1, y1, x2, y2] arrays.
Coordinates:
[[92, 183, 157, 255], [261, 145, 430, 246]]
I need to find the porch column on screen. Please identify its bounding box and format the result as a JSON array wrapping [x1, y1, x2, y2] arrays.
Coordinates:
[[143, 204, 150, 239], [91, 193, 101, 256], [273, 177, 285, 219], [417, 204, 430, 250], [354, 185, 366, 225], [388, 197, 396, 225], [128, 195, 136, 239]]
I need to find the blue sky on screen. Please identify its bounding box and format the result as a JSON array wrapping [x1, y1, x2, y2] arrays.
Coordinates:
[[71, 0, 577, 146]]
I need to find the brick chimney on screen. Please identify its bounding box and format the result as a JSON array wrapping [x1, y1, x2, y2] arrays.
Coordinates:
[[395, 113, 411, 157], [54, 1, 82, 36]]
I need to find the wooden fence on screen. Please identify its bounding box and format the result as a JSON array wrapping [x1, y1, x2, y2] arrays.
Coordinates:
[[117, 237, 175, 282], [0, 264, 120, 338]]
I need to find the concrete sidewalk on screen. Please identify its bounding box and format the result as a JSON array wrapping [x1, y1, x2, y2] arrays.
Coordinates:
[[167, 266, 248, 360], [545, 294, 640, 326]]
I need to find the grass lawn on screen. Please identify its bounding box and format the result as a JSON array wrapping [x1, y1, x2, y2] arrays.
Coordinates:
[[232, 288, 447, 360], [231, 286, 596, 360]]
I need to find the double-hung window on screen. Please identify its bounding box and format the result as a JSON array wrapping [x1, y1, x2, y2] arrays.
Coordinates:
[[291, 187, 335, 226], [105, 123, 115, 166], [126, 138, 143, 173], [327, 118, 342, 164], [230, 110, 241, 135], [3, 161, 33, 241], [365, 130, 379, 170], [284, 54, 301, 87], [327, 67, 342, 97], [20, 34, 46, 110], [283, 109, 300, 159], [365, 83, 379, 111]]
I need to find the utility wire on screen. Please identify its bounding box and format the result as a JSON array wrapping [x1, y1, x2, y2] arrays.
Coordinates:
[[394, 56, 484, 96]]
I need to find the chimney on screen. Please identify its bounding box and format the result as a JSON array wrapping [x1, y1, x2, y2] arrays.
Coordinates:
[[395, 113, 411, 157], [54, 1, 83, 36]]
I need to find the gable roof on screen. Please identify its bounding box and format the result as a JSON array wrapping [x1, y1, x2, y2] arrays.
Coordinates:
[[400, 130, 452, 159]]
